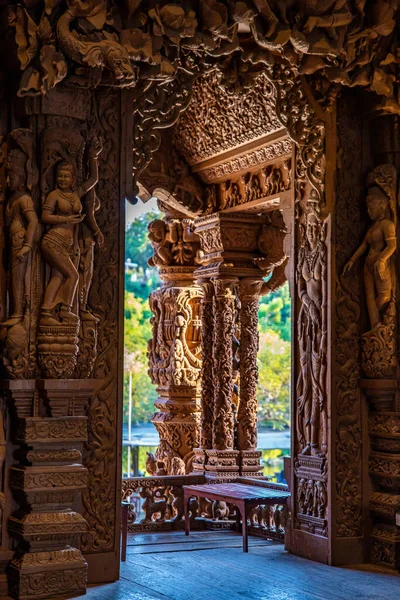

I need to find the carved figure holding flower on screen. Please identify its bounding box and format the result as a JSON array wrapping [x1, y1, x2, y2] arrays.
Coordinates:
[[343, 185, 396, 329], [40, 138, 103, 325], [296, 203, 327, 457]]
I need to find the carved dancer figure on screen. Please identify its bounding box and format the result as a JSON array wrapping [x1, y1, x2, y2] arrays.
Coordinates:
[[3, 148, 39, 326], [78, 187, 104, 321], [296, 206, 327, 456], [40, 139, 102, 325], [343, 186, 396, 329]]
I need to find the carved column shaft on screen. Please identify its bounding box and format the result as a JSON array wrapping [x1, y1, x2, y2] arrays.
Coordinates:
[[237, 279, 264, 477], [237, 279, 261, 451], [212, 278, 236, 451], [147, 217, 202, 474], [199, 281, 214, 449]]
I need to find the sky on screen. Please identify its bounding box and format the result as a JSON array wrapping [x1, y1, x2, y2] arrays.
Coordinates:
[[126, 197, 158, 223]]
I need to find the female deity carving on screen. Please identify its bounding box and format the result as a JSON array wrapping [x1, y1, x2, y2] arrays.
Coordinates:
[[343, 186, 396, 329], [296, 206, 327, 457], [40, 139, 103, 325], [4, 148, 39, 326]]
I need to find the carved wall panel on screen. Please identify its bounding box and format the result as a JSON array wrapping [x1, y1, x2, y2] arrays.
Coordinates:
[[334, 91, 364, 543]]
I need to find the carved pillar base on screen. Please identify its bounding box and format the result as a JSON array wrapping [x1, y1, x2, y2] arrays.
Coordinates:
[[204, 449, 240, 481], [151, 390, 200, 473], [239, 450, 263, 477], [37, 324, 80, 379], [363, 379, 400, 569], [8, 548, 87, 600], [6, 380, 97, 599], [292, 455, 327, 537]]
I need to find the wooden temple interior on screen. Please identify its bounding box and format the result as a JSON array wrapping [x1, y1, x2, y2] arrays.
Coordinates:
[[0, 1, 400, 599]]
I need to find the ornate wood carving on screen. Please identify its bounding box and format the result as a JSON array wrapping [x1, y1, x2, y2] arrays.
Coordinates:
[[174, 71, 282, 166], [147, 216, 202, 474], [334, 93, 363, 540], [196, 138, 293, 184]]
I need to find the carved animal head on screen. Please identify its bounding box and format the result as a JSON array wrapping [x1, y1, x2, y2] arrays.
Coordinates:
[[145, 451, 157, 475], [83, 42, 135, 82]]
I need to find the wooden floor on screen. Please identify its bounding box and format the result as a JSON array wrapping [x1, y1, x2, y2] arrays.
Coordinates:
[[78, 531, 400, 600]]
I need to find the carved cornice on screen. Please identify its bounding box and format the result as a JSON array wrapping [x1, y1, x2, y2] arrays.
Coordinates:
[[195, 137, 293, 183]]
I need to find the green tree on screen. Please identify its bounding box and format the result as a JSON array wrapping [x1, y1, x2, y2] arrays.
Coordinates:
[[257, 329, 291, 430], [125, 211, 160, 300], [124, 292, 157, 424], [258, 283, 291, 341]]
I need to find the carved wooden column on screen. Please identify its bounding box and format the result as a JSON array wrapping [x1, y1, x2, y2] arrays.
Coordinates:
[[208, 277, 239, 478], [237, 279, 264, 477], [192, 281, 214, 473], [193, 213, 279, 480], [147, 217, 202, 474]]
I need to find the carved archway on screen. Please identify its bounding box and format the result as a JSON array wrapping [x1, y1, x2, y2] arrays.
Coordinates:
[[0, 1, 399, 598]]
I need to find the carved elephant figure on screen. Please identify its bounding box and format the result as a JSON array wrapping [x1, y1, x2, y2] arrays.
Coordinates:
[[249, 505, 263, 527]]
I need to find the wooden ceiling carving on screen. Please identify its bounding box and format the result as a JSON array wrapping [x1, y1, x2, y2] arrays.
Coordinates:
[[7, 0, 399, 113], [173, 71, 283, 167]]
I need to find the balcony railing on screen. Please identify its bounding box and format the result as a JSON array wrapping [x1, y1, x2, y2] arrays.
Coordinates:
[[121, 474, 290, 540]]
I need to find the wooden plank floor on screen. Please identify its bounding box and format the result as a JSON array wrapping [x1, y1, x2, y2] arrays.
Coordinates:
[[77, 531, 400, 600]]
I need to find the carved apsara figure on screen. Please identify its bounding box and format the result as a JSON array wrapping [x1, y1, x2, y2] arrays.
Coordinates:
[[296, 204, 327, 456], [78, 187, 104, 321], [40, 139, 102, 325], [343, 186, 396, 329], [3, 148, 39, 326]]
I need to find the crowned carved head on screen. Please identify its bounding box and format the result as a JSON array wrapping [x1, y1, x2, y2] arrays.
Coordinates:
[[56, 160, 77, 192], [6, 150, 27, 192], [366, 186, 389, 221]]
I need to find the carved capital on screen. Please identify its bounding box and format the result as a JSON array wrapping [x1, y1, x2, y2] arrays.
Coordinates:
[[212, 278, 238, 298], [239, 278, 264, 300]]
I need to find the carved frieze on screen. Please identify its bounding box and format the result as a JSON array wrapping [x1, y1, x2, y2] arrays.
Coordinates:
[[196, 138, 293, 184], [216, 159, 292, 212]]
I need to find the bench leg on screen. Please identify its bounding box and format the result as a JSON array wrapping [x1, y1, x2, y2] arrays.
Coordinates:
[[239, 502, 248, 553], [184, 494, 190, 536], [235, 506, 241, 533], [121, 503, 129, 562]]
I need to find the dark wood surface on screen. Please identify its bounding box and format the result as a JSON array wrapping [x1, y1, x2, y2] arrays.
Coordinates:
[[68, 532, 400, 600], [184, 482, 290, 503]]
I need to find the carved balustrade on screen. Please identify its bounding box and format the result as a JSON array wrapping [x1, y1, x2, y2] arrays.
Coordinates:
[[121, 475, 289, 541]]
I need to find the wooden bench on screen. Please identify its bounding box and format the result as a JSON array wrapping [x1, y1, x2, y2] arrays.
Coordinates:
[[183, 482, 290, 552]]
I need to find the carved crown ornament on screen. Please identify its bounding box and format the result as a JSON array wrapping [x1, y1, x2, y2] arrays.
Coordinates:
[[7, 0, 400, 116]]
